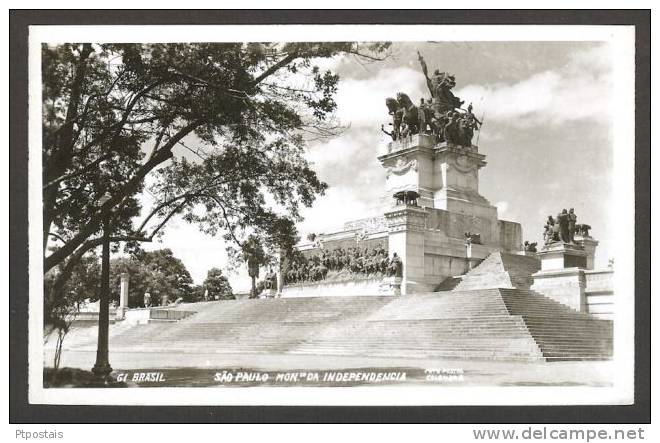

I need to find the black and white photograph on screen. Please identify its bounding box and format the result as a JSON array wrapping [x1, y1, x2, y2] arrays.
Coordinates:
[[14, 16, 645, 414]]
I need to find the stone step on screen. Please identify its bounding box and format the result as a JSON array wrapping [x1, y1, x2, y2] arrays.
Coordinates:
[[62, 287, 613, 363], [286, 349, 542, 361]]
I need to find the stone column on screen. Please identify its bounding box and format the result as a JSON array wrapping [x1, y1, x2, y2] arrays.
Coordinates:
[[385, 205, 429, 295], [116, 273, 129, 320]]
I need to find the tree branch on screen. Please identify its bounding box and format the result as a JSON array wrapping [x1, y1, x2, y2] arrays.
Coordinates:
[[251, 51, 300, 86], [43, 152, 115, 190], [44, 119, 205, 272]]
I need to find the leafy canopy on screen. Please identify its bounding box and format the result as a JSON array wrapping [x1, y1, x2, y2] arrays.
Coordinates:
[[202, 268, 234, 301], [42, 42, 389, 297]]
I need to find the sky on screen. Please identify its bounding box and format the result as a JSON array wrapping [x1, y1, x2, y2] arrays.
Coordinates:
[[141, 41, 615, 291]]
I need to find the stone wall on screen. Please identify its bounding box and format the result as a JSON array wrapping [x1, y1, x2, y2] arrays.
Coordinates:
[[426, 208, 489, 244], [531, 267, 614, 317], [584, 269, 614, 319], [280, 278, 389, 298]]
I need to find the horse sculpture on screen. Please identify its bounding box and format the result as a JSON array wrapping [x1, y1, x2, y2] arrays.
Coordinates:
[[396, 92, 420, 135], [385, 97, 403, 140], [385, 92, 438, 139]]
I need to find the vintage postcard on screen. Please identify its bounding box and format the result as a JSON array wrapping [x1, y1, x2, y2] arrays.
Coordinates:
[[27, 24, 636, 406]]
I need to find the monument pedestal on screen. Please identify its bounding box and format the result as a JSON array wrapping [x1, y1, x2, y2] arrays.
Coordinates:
[[379, 276, 402, 296], [537, 242, 588, 271], [531, 242, 589, 311], [432, 144, 495, 220], [379, 137, 494, 218], [385, 205, 430, 295], [531, 268, 587, 312]]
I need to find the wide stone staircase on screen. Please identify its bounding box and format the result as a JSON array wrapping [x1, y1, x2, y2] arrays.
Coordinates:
[[59, 251, 612, 362], [290, 290, 544, 361], [62, 290, 611, 362], [498, 289, 612, 361]]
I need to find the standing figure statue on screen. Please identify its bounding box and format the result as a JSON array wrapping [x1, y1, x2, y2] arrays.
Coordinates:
[[557, 209, 570, 243], [543, 215, 556, 245], [568, 208, 577, 243], [418, 98, 429, 134], [460, 103, 483, 146], [444, 112, 460, 145], [387, 252, 403, 278]]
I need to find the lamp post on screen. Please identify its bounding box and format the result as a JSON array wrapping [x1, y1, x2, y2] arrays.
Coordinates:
[[92, 193, 112, 381]]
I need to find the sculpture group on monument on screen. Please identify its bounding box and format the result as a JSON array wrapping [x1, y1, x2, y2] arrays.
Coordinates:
[[284, 243, 391, 285], [542, 208, 592, 247], [381, 51, 482, 147]]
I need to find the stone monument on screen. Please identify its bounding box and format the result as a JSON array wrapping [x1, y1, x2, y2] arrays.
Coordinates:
[[531, 209, 600, 311], [280, 52, 522, 297]]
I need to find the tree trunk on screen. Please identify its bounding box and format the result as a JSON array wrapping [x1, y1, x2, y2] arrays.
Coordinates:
[[54, 329, 65, 370]]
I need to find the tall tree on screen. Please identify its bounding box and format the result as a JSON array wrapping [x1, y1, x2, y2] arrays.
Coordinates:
[[42, 42, 389, 298], [202, 268, 234, 300], [109, 249, 194, 307]]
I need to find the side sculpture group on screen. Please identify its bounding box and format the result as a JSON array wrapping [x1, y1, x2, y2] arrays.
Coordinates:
[[381, 51, 482, 147], [285, 245, 403, 285], [543, 208, 591, 246]]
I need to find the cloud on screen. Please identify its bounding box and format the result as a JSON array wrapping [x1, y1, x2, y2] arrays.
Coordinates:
[[495, 201, 509, 215], [456, 45, 612, 127], [300, 130, 387, 238], [334, 66, 426, 127], [297, 186, 379, 238]]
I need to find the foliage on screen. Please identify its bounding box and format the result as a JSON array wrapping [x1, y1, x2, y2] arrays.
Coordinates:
[[42, 42, 390, 302], [43, 253, 100, 369], [110, 248, 194, 307], [202, 268, 234, 300], [188, 284, 207, 303]]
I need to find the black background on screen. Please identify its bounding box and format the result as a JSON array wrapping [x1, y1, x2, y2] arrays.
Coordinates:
[[9, 9, 651, 424]]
